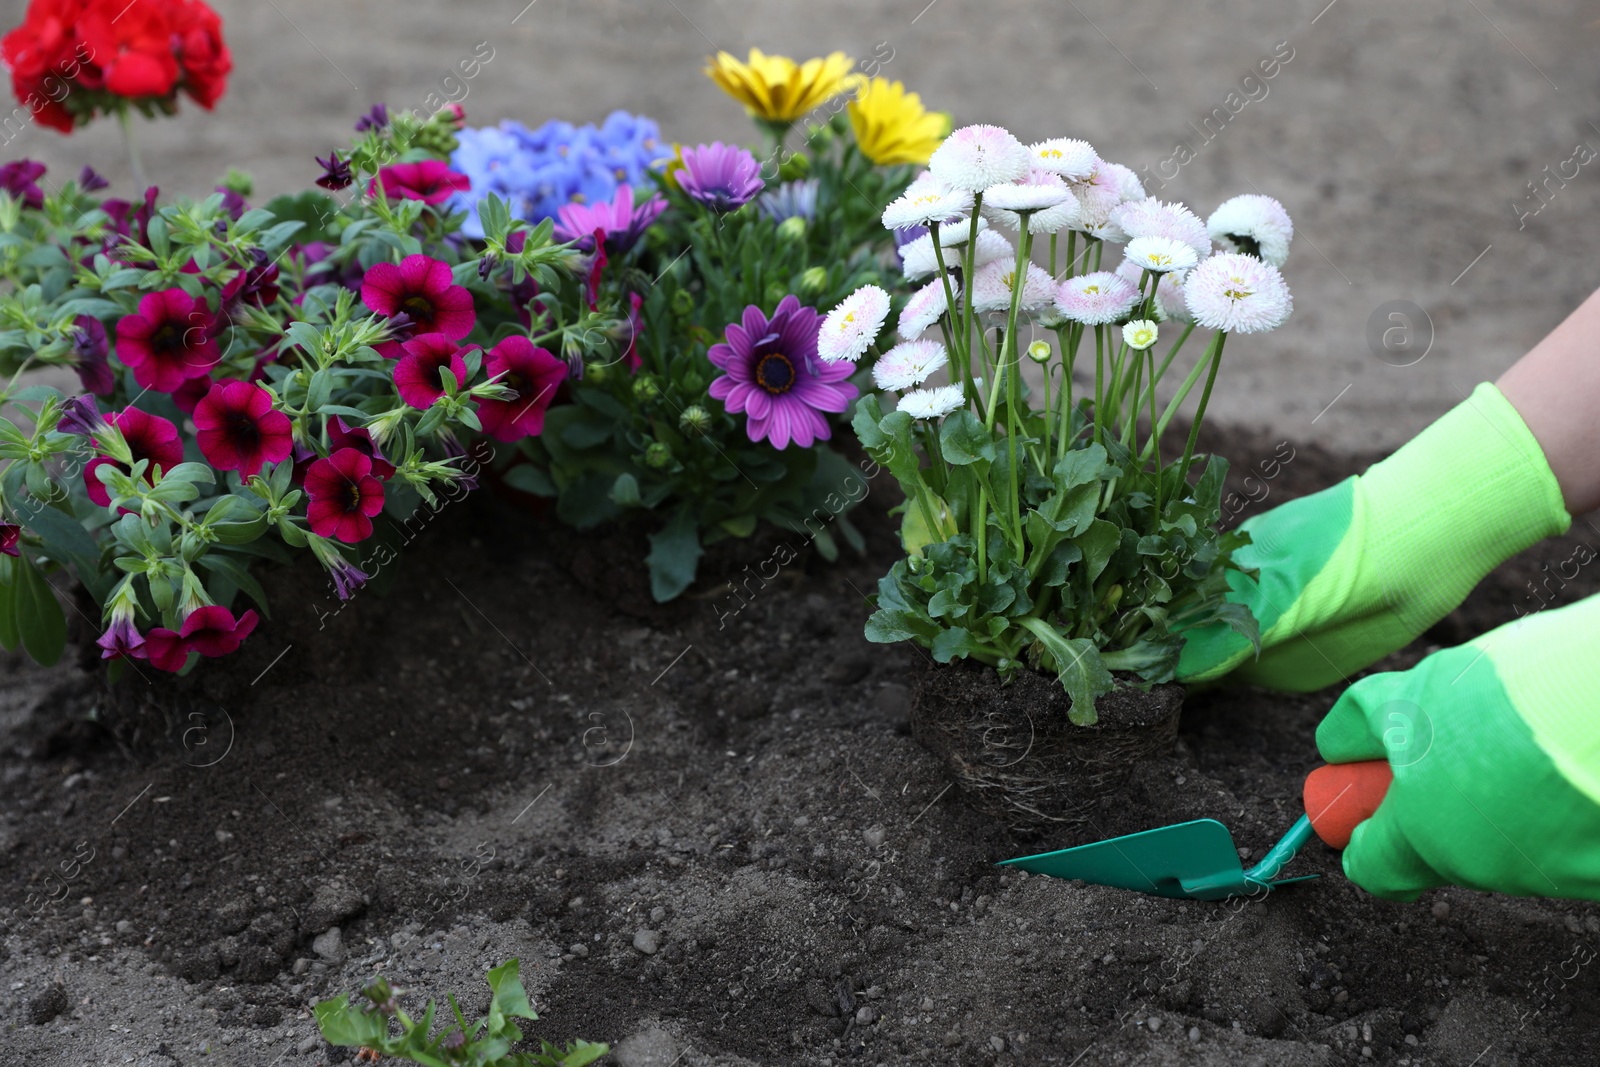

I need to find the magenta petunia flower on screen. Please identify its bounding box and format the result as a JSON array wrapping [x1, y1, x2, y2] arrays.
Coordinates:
[[393, 333, 475, 409], [360, 254, 476, 341], [143, 627, 189, 672], [304, 447, 386, 544], [0, 522, 19, 557], [707, 295, 857, 449], [193, 380, 293, 477], [179, 605, 259, 658], [677, 142, 765, 213], [115, 289, 221, 393], [83, 407, 184, 509], [477, 336, 567, 442], [369, 160, 471, 205], [555, 185, 667, 255]]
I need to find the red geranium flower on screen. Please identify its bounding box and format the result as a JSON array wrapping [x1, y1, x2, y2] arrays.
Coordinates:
[[369, 160, 470, 205], [193, 379, 292, 477], [83, 406, 183, 509], [172, 0, 230, 108], [360, 254, 475, 340], [79, 0, 181, 99], [304, 447, 385, 543], [115, 288, 219, 392], [392, 333, 474, 410], [477, 336, 567, 442]]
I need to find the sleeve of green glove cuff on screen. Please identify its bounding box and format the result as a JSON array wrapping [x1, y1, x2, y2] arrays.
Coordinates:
[[1178, 382, 1571, 690], [1315, 594, 1600, 902]]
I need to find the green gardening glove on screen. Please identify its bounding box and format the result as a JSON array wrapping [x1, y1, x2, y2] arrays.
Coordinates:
[[1316, 593, 1600, 901], [1178, 382, 1570, 690]]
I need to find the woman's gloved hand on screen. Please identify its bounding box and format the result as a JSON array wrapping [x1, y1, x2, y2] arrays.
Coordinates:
[[1315, 594, 1600, 901], [1177, 382, 1569, 690]]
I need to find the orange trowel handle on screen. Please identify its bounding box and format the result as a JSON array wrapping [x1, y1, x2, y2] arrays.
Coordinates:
[[1303, 760, 1393, 849]]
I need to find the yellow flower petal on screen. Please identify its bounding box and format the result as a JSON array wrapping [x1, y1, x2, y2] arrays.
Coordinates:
[[847, 78, 947, 166], [703, 49, 855, 124]]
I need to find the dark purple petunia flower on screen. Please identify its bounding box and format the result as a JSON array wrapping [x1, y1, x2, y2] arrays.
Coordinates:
[[0, 521, 19, 557], [56, 394, 108, 438], [326, 552, 369, 601], [77, 166, 109, 193], [72, 316, 115, 397], [355, 103, 390, 133], [0, 160, 46, 209], [676, 142, 764, 213], [96, 616, 144, 660], [707, 295, 857, 449], [315, 151, 353, 191]]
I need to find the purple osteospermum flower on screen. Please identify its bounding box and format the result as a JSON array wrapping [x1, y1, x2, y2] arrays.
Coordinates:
[[72, 316, 115, 397], [707, 295, 858, 450], [554, 185, 666, 255], [677, 142, 764, 213]]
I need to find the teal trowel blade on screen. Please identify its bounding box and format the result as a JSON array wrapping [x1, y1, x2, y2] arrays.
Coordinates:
[[999, 818, 1255, 901]]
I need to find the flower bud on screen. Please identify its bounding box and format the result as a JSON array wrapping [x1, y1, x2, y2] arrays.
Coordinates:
[[671, 289, 695, 318], [632, 375, 660, 402], [776, 215, 807, 243], [764, 282, 789, 308], [1026, 340, 1052, 364], [644, 441, 673, 469], [798, 266, 828, 298], [679, 404, 711, 435], [586, 362, 609, 385]]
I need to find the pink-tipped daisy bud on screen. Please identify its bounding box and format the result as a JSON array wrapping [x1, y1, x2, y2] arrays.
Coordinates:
[[1207, 193, 1294, 267]]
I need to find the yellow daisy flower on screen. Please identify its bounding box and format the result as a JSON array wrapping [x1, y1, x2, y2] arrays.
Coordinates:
[[847, 77, 950, 167], [704, 49, 856, 126]]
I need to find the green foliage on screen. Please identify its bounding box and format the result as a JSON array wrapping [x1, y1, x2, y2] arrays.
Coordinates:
[[506, 134, 911, 600], [315, 959, 607, 1067]]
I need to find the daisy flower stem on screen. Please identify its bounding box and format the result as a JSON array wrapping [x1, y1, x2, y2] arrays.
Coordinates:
[[1092, 325, 1105, 447], [1121, 343, 1144, 454], [1092, 240, 1103, 273], [1146, 347, 1163, 521], [960, 194, 983, 399], [1040, 361, 1053, 460], [1175, 332, 1228, 488], [1049, 232, 1058, 277], [1138, 321, 1196, 412], [1063, 232, 1077, 280], [975, 486, 988, 585], [1138, 324, 1205, 462], [929, 226, 972, 404]]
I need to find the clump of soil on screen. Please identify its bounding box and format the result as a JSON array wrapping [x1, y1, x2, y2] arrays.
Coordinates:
[[2, 421, 1598, 1067]]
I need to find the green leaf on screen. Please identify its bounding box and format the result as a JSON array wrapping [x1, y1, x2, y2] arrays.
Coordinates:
[[312, 995, 387, 1046], [197, 554, 271, 618], [19, 500, 100, 571], [1076, 519, 1122, 585], [560, 418, 614, 450], [0, 556, 18, 651], [502, 464, 555, 497], [940, 409, 997, 466], [646, 510, 703, 603], [14, 553, 66, 666], [1018, 617, 1114, 726]]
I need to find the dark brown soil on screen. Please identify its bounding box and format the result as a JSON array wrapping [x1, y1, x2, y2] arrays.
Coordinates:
[[3, 420, 1599, 1067], [909, 662, 1185, 836]]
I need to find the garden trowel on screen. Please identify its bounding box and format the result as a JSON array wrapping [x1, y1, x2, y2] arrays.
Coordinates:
[[998, 760, 1393, 901]]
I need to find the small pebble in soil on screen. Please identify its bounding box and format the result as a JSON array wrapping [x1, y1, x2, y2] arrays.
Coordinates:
[[989, 1036, 1006, 1053], [1188, 1027, 1201, 1043], [856, 1006, 877, 1025], [863, 825, 886, 848], [633, 929, 660, 955], [1432, 901, 1450, 920], [569, 943, 589, 958], [649, 907, 666, 924], [1147, 1015, 1163, 1032], [115, 920, 132, 934], [293, 958, 309, 975], [297, 1035, 321, 1054], [312, 927, 344, 961]]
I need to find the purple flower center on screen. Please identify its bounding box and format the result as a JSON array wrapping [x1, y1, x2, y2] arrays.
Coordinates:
[[151, 323, 184, 353], [755, 352, 795, 394], [401, 295, 435, 322], [227, 412, 260, 448]]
